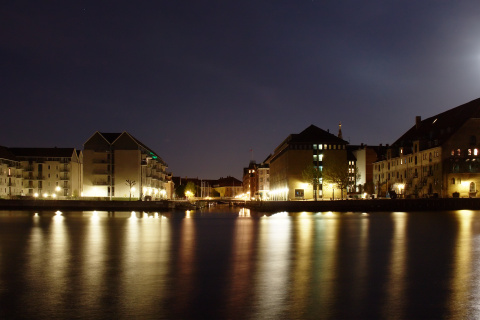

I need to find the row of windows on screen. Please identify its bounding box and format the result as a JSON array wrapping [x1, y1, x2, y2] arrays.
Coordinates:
[[451, 148, 479, 156], [312, 144, 345, 150], [376, 151, 441, 171]]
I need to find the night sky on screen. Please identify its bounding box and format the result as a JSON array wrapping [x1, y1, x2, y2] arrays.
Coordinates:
[[2, 1, 480, 179]]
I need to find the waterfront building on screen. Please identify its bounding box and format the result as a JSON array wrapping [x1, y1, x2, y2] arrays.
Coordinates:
[[374, 97, 480, 198], [349, 144, 387, 196], [9, 147, 82, 198], [243, 161, 257, 199], [242, 160, 270, 200], [267, 124, 355, 200], [212, 176, 243, 198], [83, 131, 171, 199], [0, 146, 23, 198], [256, 162, 270, 200]]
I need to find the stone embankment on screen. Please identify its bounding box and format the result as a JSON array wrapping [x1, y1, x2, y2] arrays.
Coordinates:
[[0, 199, 189, 211]]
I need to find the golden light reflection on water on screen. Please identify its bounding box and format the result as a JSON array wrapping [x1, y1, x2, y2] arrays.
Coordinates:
[[239, 208, 250, 217], [224, 218, 255, 318], [174, 213, 196, 313], [448, 210, 474, 319], [44, 212, 67, 311], [290, 213, 313, 319], [383, 212, 407, 319], [84, 210, 105, 312], [349, 214, 369, 312], [252, 214, 291, 318], [316, 214, 339, 311]]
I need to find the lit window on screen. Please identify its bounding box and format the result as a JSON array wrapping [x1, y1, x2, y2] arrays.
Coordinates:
[[457, 149, 461, 156], [475, 149, 478, 156], [469, 149, 472, 155]]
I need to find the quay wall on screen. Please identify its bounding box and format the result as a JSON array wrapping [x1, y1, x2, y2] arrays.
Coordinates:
[[0, 199, 175, 211]]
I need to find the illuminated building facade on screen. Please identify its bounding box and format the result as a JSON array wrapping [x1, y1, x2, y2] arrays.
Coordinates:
[[242, 161, 270, 200], [374, 98, 480, 198], [9, 147, 83, 198], [243, 161, 257, 199], [212, 176, 243, 198], [83, 131, 171, 199], [267, 125, 351, 200], [0, 146, 23, 198]]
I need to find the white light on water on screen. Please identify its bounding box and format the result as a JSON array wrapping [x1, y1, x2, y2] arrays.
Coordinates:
[[55, 210, 62, 216]]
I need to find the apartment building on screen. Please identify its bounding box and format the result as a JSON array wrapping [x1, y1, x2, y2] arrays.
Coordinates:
[[374, 97, 480, 198], [9, 147, 82, 198], [0, 146, 23, 198], [267, 124, 355, 200], [83, 131, 171, 199], [242, 160, 270, 200]]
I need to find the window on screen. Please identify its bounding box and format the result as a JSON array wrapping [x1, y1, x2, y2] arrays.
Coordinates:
[[452, 178, 455, 184], [295, 189, 304, 198], [457, 149, 461, 156], [475, 149, 478, 156], [470, 182, 476, 193]]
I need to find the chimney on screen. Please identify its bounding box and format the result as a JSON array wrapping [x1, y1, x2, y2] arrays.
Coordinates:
[[416, 116, 421, 129]]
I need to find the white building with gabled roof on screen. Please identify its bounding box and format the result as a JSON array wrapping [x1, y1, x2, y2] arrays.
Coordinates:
[[83, 131, 172, 199]]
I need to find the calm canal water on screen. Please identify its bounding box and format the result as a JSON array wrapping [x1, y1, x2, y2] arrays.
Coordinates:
[[1, 207, 480, 319]]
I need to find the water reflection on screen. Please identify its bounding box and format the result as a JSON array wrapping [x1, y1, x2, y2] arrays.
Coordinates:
[[290, 212, 313, 319], [383, 212, 407, 319], [252, 212, 291, 318], [3, 209, 480, 319], [449, 210, 475, 319]]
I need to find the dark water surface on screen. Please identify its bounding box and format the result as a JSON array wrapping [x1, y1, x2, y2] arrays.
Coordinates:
[[1, 207, 480, 319]]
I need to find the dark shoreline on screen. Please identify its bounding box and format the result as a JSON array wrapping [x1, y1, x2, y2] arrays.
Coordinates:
[[2, 198, 480, 212]]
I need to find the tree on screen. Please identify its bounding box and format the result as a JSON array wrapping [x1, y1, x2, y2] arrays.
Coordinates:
[[302, 164, 322, 201], [125, 179, 136, 201], [323, 161, 350, 199], [175, 184, 186, 199], [185, 181, 196, 198]]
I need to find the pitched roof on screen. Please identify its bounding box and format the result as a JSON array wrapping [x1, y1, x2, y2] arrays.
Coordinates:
[[93, 131, 166, 165], [273, 124, 348, 155], [291, 125, 348, 144], [98, 132, 122, 144], [393, 97, 480, 148], [0, 146, 17, 161], [9, 147, 76, 158]]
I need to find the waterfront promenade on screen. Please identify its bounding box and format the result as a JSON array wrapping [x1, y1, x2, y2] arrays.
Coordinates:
[[2, 198, 480, 212]]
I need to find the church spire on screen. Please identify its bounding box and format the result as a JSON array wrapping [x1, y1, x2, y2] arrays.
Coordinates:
[[338, 122, 343, 139]]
